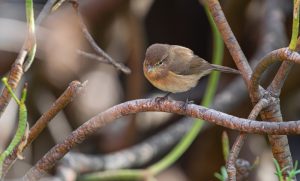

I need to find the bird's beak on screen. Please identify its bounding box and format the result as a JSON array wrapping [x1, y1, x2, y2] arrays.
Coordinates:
[[147, 65, 154, 72]]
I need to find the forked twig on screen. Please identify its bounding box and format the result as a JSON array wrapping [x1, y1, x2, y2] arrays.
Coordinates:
[[70, 1, 131, 74], [226, 98, 270, 180]]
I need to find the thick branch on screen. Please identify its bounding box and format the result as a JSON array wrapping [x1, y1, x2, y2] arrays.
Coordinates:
[[22, 98, 300, 180], [0, 51, 26, 117], [206, 0, 252, 83], [206, 0, 294, 175], [260, 102, 294, 178], [212, 0, 288, 112]]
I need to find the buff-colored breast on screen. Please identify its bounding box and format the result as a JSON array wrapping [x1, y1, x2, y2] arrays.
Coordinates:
[[145, 70, 201, 93]]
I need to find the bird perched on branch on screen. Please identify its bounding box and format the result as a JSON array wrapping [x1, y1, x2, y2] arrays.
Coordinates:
[[143, 43, 239, 93]]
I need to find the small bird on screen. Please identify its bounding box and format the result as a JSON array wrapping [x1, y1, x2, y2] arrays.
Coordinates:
[[143, 43, 239, 93]]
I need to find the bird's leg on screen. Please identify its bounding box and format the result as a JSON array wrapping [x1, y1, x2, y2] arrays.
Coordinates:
[[155, 92, 171, 102], [181, 90, 194, 111], [185, 90, 194, 104]]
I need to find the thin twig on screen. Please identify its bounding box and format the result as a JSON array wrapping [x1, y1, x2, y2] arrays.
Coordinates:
[[268, 61, 294, 97], [27, 80, 86, 146], [70, 1, 131, 74], [77, 50, 114, 64], [0, 80, 86, 178], [21, 98, 300, 180], [226, 98, 270, 181], [36, 0, 58, 25]]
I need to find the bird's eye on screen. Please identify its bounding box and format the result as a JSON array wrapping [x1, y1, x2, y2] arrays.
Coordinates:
[[157, 61, 163, 66]]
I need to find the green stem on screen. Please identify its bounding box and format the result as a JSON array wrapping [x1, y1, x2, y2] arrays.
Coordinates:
[[51, 0, 66, 12], [1, 78, 20, 105], [23, 0, 37, 72], [78, 169, 145, 181], [289, 0, 300, 50], [222, 131, 230, 162], [147, 120, 205, 175], [26, 0, 35, 32], [0, 79, 28, 178]]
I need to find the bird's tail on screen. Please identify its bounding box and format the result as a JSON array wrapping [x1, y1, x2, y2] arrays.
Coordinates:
[[210, 64, 240, 74]]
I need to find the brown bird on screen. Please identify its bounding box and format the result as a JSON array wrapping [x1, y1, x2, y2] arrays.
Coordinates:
[[143, 43, 239, 93]]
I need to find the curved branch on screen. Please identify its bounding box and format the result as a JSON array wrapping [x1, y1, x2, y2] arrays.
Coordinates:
[[250, 48, 300, 101], [22, 98, 300, 180], [268, 37, 300, 96]]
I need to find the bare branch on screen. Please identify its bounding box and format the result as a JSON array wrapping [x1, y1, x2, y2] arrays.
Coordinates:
[[27, 80, 86, 146], [227, 98, 270, 180], [0, 51, 27, 117], [268, 37, 300, 96], [250, 48, 300, 101], [0, 80, 86, 178], [206, 0, 252, 83], [212, 0, 288, 112], [70, 1, 131, 74], [77, 50, 108, 64], [206, 0, 295, 174], [21, 98, 300, 180]]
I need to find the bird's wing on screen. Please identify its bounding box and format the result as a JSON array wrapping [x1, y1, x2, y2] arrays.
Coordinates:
[[188, 56, 213, 74], [167, 46, 196, 75], [170, 55, 212, 75]]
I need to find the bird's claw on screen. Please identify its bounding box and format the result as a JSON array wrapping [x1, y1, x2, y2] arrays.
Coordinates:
[[181, 99, 193, 110], [155, 96, 168, 103], [155, 92, 171, 103]]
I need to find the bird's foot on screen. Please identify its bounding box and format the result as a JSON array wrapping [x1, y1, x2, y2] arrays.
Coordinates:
[[155, 92, 171, 103], [181, 98, 193, 110], [185, 98, 194, 104]]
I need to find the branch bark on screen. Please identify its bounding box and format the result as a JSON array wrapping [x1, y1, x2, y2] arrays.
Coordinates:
[[21, 98, 300, 180], [207, 0, 295, 177], [227, 98, 270, 180]]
